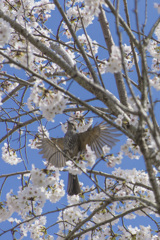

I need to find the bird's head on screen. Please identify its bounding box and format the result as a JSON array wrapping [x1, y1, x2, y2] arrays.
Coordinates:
[[67, 121, 77, 132]]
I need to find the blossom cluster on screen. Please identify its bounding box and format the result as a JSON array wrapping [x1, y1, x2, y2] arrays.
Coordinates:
[[121, 138, 141, 160], [148, 40, 160, 61], [57, 196, 87, 238], [39, 90, 68, 121], [56, 166, 159, 239], [64, 0, 107, 37], [27, 79, 68, 121], [119, 225, 159, 240], [148, 22, 160, 90], [103, 45, 123, 73], [0, 80, 18, 93], [0, 166, 64, 239], [0, 0, 55, 74], [116, 112, 139, 128], [78, 34, 99, 55], [2, 143, 22, 165], [0, 80, 19, 105], [150, 73, 160, 91], [106, 152, 123, 167], [28, 125, 50, 149], [100, 44, 138, 74], [0, 19, 11, 46]]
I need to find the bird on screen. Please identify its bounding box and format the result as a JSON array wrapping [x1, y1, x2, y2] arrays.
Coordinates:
[[37, 121, 121, 195]]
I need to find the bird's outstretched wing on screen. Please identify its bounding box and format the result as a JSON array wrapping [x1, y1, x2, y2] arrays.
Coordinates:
[[37, 137, 66, 167], [79, 122, 121, 157]]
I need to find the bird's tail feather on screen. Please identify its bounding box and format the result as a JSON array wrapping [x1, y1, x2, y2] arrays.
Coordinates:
[[67, 173, 81, 196]]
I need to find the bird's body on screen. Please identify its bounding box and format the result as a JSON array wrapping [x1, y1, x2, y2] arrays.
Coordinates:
[[63, 123, 80, 158], [63, 122, 81, 195], [38, 121, 121, 195]]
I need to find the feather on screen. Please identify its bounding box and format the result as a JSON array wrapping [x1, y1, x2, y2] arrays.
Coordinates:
[[37, 137, 66, 167], [79, 122, 121, 157]]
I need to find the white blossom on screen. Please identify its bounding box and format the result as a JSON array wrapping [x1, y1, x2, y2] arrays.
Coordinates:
[[39, 91, 68, 121], [0, 19, 11, 46], [2, 143, 22, 165], [66, 159, 86, 175], [85, 145, 96, 167], [103, 145, 111, 155], [150, 76, 160, 90], [121, 138, 141, 159], [78, 34, 99, 55], [115, 114, 124, 126], [154, 3, 160, 14], [27, 80, 68, 121], [104, 45, 122, 73], [31, 167, 47, 187]]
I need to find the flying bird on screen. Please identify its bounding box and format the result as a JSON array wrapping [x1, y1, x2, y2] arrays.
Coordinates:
[[38, 121, 121, 195]]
